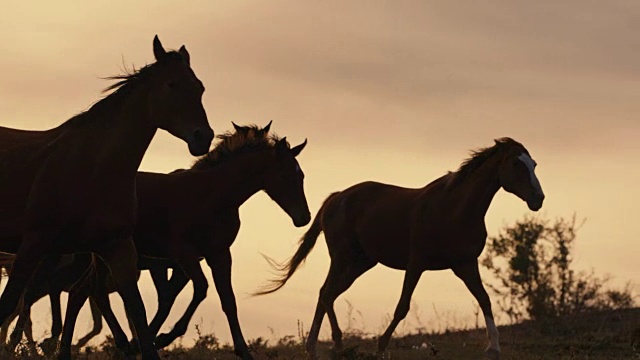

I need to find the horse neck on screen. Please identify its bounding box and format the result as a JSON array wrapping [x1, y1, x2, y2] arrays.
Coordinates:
[[449, 158, 502, 219], [194, 150, 275, 211], [84, 88, 158, 177]]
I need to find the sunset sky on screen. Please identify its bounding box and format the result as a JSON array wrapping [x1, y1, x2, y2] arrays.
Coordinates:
[[0, 0, 638, 346]]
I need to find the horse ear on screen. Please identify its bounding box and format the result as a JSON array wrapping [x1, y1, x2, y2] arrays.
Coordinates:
[[263, 120, 273, 133], [153, 35, 167, 61], [178, 45, 190, 65], [291, 139, 307, 157], [232, 122, 251, 136], [275, 137, 288, 153], [232, 122, 242, 132]]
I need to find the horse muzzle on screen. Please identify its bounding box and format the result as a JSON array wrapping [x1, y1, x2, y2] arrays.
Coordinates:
[[527, 192, 545, 211], [187, 127, 214, 156], [293, 211, 311, 227]]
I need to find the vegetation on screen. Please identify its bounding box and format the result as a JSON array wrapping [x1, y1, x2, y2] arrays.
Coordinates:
[[481, 214, 635, 323], [4, 307, 638, 359]]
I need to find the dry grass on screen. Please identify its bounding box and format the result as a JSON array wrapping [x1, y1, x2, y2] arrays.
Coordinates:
[[3, 308, 639, 359]]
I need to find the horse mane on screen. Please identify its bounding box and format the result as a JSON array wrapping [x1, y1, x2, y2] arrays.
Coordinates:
[[191, 124, 286, 170], [57, 51, 186, 131], [447, 137, 522, 187]]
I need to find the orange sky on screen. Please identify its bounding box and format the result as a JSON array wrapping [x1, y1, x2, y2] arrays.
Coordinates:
[[0, 0, 638, 346]]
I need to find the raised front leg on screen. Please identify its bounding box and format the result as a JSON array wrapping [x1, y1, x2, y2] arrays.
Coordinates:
[[452, 261, 500, 360], [207, 250, 253, 360], [154, 257, 208, 349], [377, 268, 423, 354], [148, 265, 190, 337]]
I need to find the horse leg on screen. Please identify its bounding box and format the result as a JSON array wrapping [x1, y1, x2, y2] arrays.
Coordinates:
[[148, 265, 189, 337], [305, 260, 343, 358], [97, 238, 159, 360], [0, 309, 18, 346], [206, 250, 253, 360], [40, 290, 63, 357], [452, 261, 500, 360], [154, 258, 207, 350], [74, 297, 103, 349], [58, 259, 98, 360], [7, 254, 58, 352], [0, 266, 17, 348], [7, 302, 29, 352], [377, 267, 423, 354], [0, 233, 49, 325], [23, 312, 37, 355], [90, 288, 132, 355], [0, 302, 20, 353], [323, 258, 375, 352]]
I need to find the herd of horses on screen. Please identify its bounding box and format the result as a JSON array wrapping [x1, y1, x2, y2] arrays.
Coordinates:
[[0, 36, 544, 360]]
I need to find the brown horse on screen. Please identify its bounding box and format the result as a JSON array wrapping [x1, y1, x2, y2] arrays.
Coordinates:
[[256, 138, 545, 360], [59, 122, 310, 359], [0, 36, 213, 360]]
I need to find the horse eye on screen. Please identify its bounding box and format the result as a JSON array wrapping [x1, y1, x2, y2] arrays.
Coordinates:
[[167, 81, 177, 89]]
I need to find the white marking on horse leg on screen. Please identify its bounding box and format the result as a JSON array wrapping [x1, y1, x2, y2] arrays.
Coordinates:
[[485, 315, 500, 351], [518, 153, 543, 195]]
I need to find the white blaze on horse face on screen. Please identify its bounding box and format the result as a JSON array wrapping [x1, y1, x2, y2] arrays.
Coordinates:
[[518, 153, 543, 195], [485, 315, 500, 351]]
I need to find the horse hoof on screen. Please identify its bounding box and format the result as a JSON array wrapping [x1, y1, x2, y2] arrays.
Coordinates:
[[39, 337, 59, 355], [57, 352, 71, 360], [126, 338, 140, 355], [305, 348, 319, 360], [485, 347, 500, 360], [240, 352, 254, 360]]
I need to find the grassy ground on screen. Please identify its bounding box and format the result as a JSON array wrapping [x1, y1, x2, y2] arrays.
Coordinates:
[[7, 308, 640, 359]]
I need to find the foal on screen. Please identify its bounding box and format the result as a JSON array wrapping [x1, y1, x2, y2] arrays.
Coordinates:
[[257, 138, 545, 360], [60, 122, 310, 359], [0, 36, 213, 360]]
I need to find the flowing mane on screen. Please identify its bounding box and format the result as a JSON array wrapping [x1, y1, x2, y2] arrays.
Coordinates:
[[58, 51, 186, 131], [191, 124, 286, 170], [448, 137, 524, 187]]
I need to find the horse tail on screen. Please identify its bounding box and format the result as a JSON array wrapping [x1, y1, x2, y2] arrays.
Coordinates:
[[253, 192, 340, 296]]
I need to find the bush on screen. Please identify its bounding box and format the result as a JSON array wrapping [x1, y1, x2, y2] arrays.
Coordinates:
[[481, 214, 635, 323]]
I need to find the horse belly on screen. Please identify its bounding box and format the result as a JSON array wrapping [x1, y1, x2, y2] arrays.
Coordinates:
[[415, 232, 487, 270], [358, 225, 411, 270]]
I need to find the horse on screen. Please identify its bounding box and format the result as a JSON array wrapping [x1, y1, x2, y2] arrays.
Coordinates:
[[0, 35, 214, 360], [255, 138, 545, 360], [57, 122, 310, 359]]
